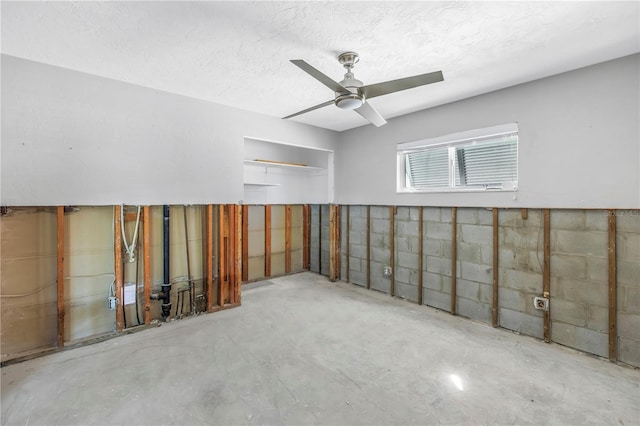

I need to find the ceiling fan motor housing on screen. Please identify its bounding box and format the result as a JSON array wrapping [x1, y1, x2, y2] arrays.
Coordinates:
[[335, 65, 364, 110]]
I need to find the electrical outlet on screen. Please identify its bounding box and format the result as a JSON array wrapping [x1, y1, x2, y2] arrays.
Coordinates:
[[108, 296, 117, 310], [383, 266, 392, 277], [533, 296, 549, 311]]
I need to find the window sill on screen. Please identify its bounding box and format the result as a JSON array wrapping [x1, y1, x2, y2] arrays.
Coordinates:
[[398, 186, 518, 194]]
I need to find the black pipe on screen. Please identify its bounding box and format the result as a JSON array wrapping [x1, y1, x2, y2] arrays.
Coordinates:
[[135, 242, 141, 326], [161, 205, 172, 319]]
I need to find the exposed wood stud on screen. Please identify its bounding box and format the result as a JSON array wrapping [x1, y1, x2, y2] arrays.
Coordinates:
[[303, 205, 310, 270], [366, 205, 371, 290], [228, 205, 233, 303], [238, 205, 243, 303], [206, 205, 214, 312], [346, 205, 350, 283], [390, 206, 395, 297], [451, 207, 457, 315], [123, 212, 138, 222], [114, 205, 124, 332], [225, 204, 236, 304], [184, 206, 195, 315], [232, 205, 241, 304], [318, 205, 323, 274], [143, 206, 151, 324], [265, 205, 272, 277], [242, 205, 249, 282], [56, 206, 65, 347], [543, 208, 551, 343], [521, 208, 528, 220], [285, 205, 292, 274], [329, 205, 340, 281], [608, 209, 617, 361], [336, 206, 341, 280], [231, 205, 242, 304], [239, 205, 243, 303], [418, 206, 423, 305], [218, 205, 226, 307], [492, 208, 499, 327]]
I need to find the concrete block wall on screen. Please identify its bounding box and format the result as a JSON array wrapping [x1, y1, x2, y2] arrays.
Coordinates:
[[340, 206, 348, 280], [617, 212, 640, 367], [550, 210, 609, 358], [309, 204, 331, 276], [369, 206, 392, 294], [394, 207, 420, 302], [498, 209, 545, 338], [329, 205, 639, 368], [455, 208, 494, 323], [423, 207, 455, 312], [345, 206, 368, 288]]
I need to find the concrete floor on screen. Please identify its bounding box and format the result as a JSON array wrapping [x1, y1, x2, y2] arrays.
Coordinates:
[[2, 272, 639, 425]]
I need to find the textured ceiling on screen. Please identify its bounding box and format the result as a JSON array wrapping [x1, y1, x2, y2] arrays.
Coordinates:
[[2, 1, 639, 131]]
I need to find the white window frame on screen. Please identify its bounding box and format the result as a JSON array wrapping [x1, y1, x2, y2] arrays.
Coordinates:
[[397, 123, 519, 193]]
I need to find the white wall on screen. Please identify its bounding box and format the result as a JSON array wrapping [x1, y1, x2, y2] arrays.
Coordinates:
[[1, 55, 337, 205], [3, 54, 639, 208], [335, 54, 640, 209]]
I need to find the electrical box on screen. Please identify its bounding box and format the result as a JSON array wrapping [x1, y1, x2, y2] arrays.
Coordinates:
[[383, 266, 392, 277], [108, 296, 117, 310], [533, 296, 549, 311]]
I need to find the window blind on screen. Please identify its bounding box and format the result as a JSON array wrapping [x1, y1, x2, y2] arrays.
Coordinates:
[[454, 135, 518, 187], [402, 129, 518, 192], [406, 146, 449, 188]]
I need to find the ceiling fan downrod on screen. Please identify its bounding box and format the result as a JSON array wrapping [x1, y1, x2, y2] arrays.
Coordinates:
[[335, 52, 364, 110]]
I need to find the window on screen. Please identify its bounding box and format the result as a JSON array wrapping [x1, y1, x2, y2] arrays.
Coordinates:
[[398, 123, 518, 192]]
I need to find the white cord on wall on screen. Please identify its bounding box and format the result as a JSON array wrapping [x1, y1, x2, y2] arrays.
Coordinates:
[[120, 205, 142, 263]]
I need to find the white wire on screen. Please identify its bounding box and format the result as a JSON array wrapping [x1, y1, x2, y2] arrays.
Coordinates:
[[1, 274, 117, 298], [1, 281, 57, 298], [65, 273, 115, 279], [120, 205, 142, 263]]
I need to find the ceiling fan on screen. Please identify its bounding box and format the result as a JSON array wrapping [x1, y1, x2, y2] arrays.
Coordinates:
[[283, 52, 444, 127]]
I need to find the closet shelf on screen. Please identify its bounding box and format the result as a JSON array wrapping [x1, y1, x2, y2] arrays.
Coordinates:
[[244, 160, 324, 170], [243, 182, 280, 187]]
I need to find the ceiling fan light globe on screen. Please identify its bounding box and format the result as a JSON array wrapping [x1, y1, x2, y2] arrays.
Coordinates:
[[335, 93, 364, 110]]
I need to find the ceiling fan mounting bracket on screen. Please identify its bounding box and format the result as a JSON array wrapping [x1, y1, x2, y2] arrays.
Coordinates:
[[338, 52, 359, 70]]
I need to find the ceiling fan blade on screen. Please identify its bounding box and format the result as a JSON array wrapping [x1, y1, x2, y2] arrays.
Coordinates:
[[361, 70, 444, 99], [355, 101, 387, 127], [291, 60, 349, 94], [282, 100, 334, 120]]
